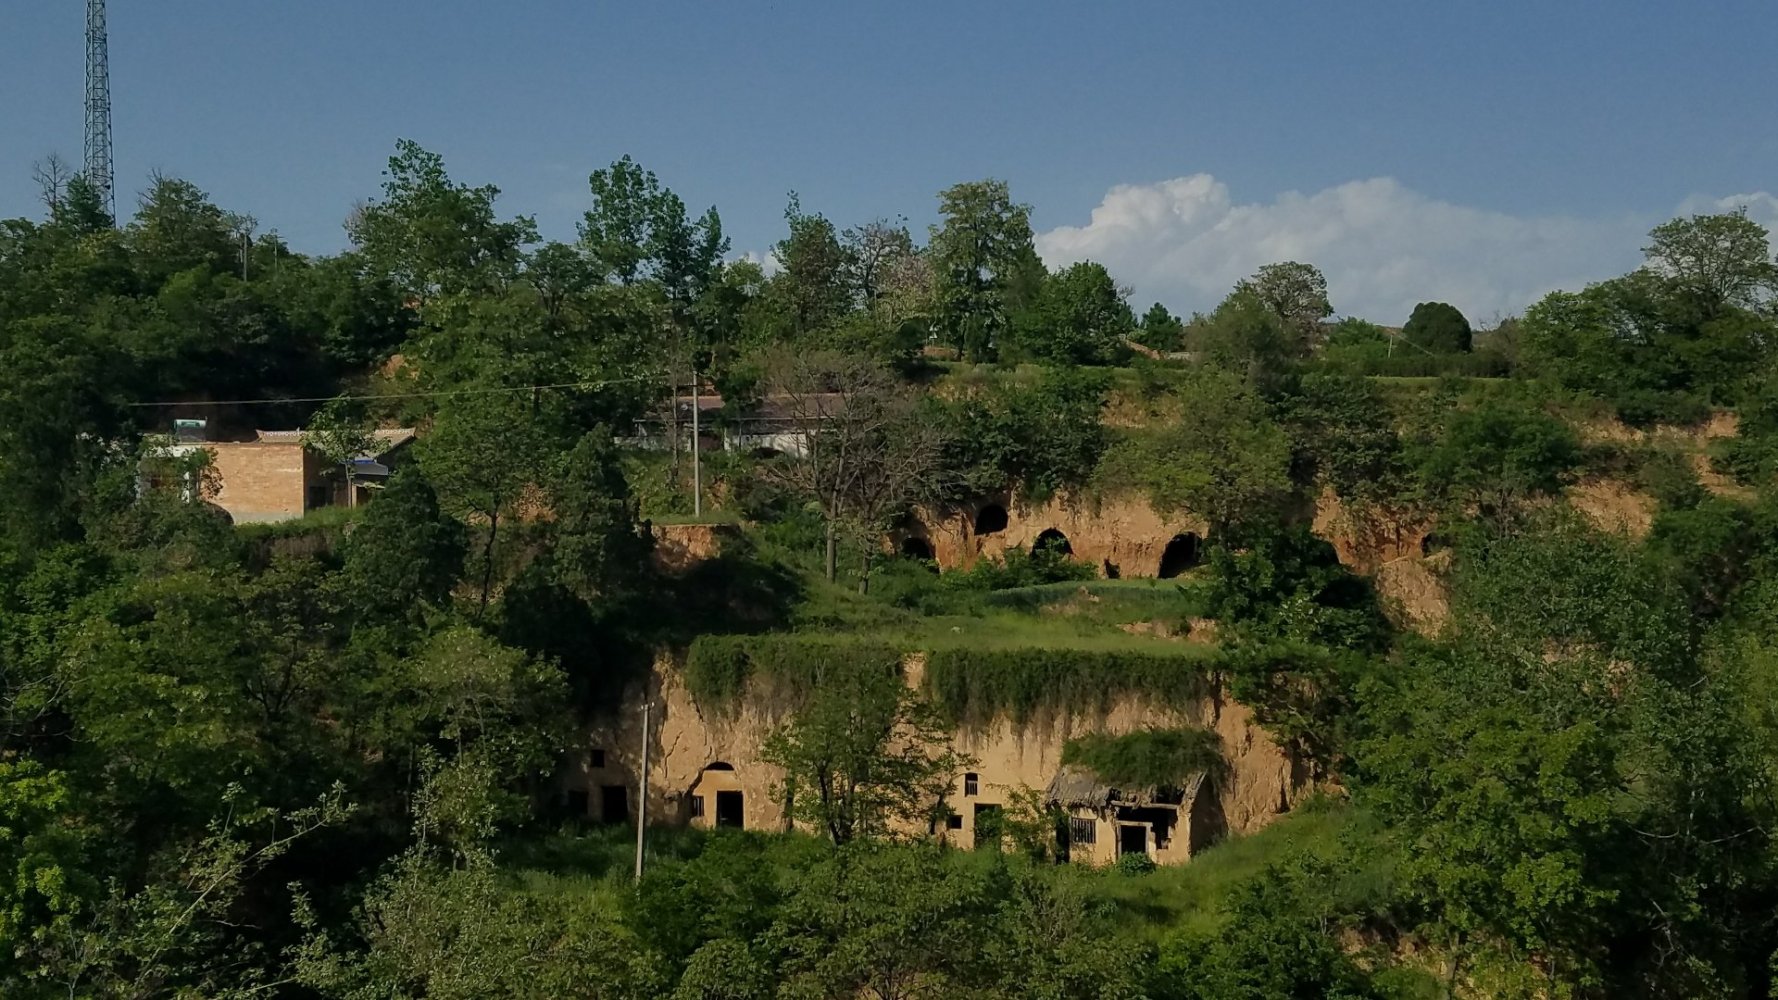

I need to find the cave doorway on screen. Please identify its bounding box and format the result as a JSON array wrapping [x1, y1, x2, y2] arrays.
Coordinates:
[[600, 785, 630, 825], [1157, 533, 1202, 578], [900, 536, 935, 561], [1034, 528, 1072, 556], [1118, 823, 1149, 858], [715, 790, 745, 829], [974, 503, 1009, 536]]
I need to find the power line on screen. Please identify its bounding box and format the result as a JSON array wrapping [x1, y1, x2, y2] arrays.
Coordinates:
[[124, 373, 669, 409]]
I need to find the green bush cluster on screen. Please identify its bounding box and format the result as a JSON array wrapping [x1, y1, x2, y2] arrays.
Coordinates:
[[1061, 727, 1225, 789], [923, 646, 1218, 727], [684, 634, 905, 708]]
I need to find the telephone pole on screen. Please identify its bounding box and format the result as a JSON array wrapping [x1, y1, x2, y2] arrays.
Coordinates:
[[634, 699, 651, 883], [691, 371, 702, 518], [85, 0, 115, 219]]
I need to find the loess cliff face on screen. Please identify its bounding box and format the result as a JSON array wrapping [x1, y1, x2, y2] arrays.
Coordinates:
[[913, 494, 1210, 580], [571, 654, 1304, 857]]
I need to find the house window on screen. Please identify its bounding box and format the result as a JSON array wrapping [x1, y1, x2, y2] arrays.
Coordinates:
[[964, 772, 979, 796], [946, 813, 963, 830], [689, 795, 705, 819], [590, 748, 606, 769], [1070, 817, 1096, 845]]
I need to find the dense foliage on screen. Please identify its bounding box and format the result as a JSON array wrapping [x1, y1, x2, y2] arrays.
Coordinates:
[[6, 144, 1778, 998]]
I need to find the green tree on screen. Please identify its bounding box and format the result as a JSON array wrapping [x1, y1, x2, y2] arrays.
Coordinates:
[[1187, 284, 1305, 378], [760, 661, 965, 846], [296, 847, 658, 1000], [348, 139, 538, 303], [1109, 370, 1294, 537], [0, 762, 89, 982], [334, 467, 466, 623], [1237, 261, 1332, 345], [943, 366, 1110, 501], [416, 386, 555, 612], [761, 349, 947, 584], [301, 396, 378, 508], [1153, 855, 1390, 1000], [1642, 208, 1776, 313], [770, 193, 856, 340], [1138, 301, 1186, 351], [1402, 300, 1472, 353], [928, 179, 1042, 361], [1013, 261, 1133, 365], [1282, 373, 1412, 505], [581, 155, 727, 303], [769, 843, 999, 998], [542, 429, 651, 601], [123, 173, 236, 284], [1417, 399, 1581, 520]]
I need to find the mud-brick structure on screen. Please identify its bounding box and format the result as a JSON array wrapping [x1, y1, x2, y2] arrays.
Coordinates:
[[567, 653, 1306, 867]]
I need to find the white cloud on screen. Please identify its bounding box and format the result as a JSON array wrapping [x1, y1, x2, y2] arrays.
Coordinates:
[[733, 248, 782, 277], [1034, 175, 1729, 326], [1678, 191, 1778, 234]]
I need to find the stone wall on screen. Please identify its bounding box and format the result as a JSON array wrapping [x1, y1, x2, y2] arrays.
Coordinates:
[[568, 653, 1304, 864]]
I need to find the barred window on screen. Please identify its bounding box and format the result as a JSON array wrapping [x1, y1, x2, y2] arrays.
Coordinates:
[[689, 795, 705, 819], [964, 772, 979, 796], [1070, 817, 1096, 845]]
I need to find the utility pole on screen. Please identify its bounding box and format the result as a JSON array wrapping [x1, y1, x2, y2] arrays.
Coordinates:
[[634, 699, 650, 883], [691, 370, 702, 518], [85, 0, 115, 219]]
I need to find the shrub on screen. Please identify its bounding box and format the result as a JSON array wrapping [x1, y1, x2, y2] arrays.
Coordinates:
[[1114, 852, 1157, 876], [1417, 398, 1582, 517], [1062, 728, 1224, 789], [923, 647, 1218, 727], [1611, 387, 1711, 428], [944, 544, 1094, 592], [684, 635, 905, 709], [1402, 301, 1472, 353]]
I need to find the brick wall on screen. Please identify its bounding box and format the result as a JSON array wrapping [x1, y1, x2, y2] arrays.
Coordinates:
[[206, 442, 328, 523]]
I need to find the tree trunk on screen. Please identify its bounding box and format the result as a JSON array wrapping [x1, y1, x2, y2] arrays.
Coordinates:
[[858, 546, 870, 594], [825, 520, 838, 583], [478, 512, 500, 615]]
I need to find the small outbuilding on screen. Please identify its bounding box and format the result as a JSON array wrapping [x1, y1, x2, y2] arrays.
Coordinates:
[[1044, 765, 1212, 866]]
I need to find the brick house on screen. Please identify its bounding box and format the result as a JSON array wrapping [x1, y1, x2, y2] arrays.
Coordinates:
[[157, 427, 416, 524]]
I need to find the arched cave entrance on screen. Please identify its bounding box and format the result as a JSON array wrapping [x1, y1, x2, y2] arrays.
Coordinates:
[[1420, 532, 1452, 557], [900, 536, 936, 561], [1157, 533, 1202, 578], [1034, 528, 1072, 556], [974, 503, 1009, 536], [689, 761, 745, 829]]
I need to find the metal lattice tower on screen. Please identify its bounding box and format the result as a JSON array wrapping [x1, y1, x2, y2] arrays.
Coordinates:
[[84, 0, 114, 218]]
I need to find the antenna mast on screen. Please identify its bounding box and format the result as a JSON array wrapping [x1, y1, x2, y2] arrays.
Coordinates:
[[85, 0, 115, 219]]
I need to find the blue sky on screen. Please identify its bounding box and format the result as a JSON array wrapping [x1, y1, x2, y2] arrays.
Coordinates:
[[5, 1, 1775, 323]]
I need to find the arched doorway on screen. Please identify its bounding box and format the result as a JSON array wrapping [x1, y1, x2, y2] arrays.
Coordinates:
[[1157, 533, 1202, 578], [974, 503, 1009, 536], [1034, 528, 1072, 556], [688, 762, 745, 830]]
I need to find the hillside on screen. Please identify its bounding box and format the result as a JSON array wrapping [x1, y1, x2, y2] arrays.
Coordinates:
[[6, 150, 1778, 999]]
